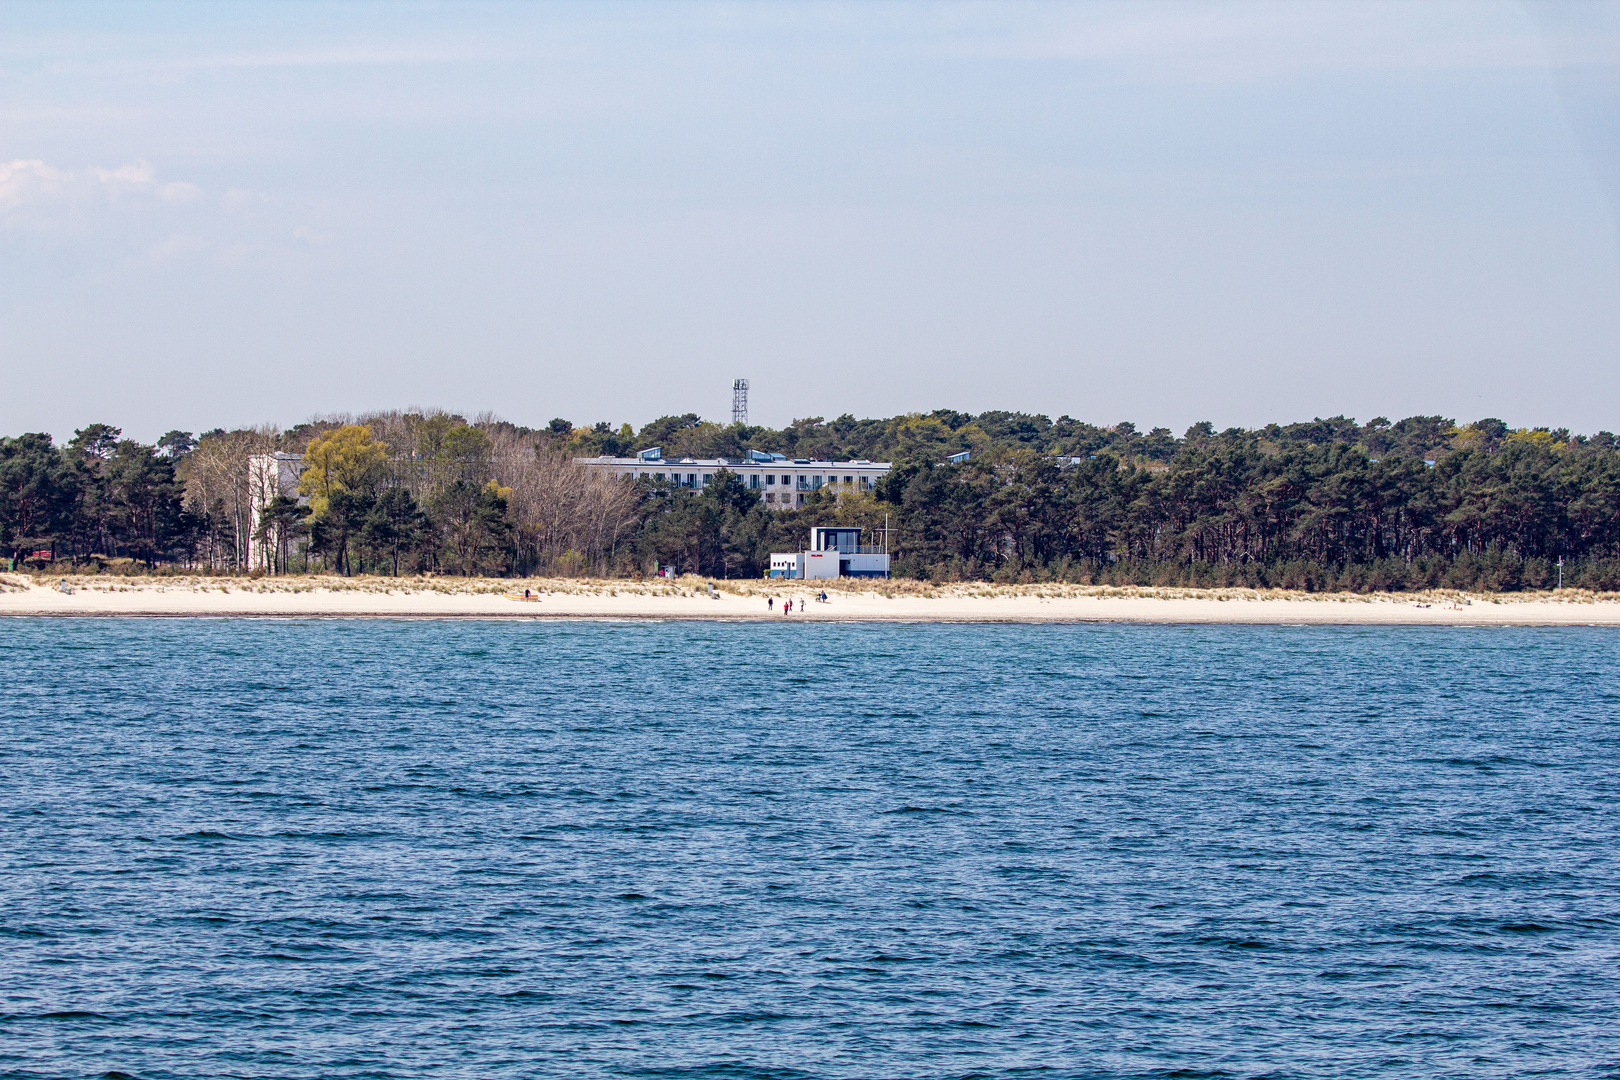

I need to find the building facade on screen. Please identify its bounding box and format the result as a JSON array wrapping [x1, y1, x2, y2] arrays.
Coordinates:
[[246, 452, 309, 571], [575, 452, 890, 509]]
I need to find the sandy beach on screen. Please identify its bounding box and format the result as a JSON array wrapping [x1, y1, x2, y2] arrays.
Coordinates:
[[2, 572, 1618, 624]]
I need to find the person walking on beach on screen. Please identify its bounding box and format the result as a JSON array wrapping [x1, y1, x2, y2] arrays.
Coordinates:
[[768, 597, 774, 611], [798, 598, 805, 613]]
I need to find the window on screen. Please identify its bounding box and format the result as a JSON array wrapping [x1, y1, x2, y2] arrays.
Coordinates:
[[701, 474, 712, 486], [844, 476, 853, 484], [765, 474, 774, 485], [653, 473, 664, 481], [749, 474, 759, 489], [687, 474, 696, 486]]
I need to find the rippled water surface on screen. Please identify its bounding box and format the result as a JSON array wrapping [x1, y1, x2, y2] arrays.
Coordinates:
[[2, 618, 1618, 1080]]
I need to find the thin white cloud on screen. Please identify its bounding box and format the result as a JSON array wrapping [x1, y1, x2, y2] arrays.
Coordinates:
[[194, 43, 512, 70], [147, 233, 208, 261], [21, 41, 523, 81], [937, 0, 1620, 82], [0, 157, 313, 265], [0, 158, 202, 228]]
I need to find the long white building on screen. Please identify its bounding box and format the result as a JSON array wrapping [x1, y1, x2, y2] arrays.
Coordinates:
[[575, 451, 890, 509]]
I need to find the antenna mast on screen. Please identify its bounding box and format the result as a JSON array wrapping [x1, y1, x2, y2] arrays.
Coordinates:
[[731, 378, 749, 426]]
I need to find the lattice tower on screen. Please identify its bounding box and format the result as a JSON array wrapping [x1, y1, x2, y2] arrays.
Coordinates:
[[731, 378, 749, 426]]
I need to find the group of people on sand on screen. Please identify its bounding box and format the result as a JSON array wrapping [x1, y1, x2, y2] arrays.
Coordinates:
[[767, 595, 819, 615]]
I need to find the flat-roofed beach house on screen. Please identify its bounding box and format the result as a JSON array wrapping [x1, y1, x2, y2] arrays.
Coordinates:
[[769, 527, 889, 579]]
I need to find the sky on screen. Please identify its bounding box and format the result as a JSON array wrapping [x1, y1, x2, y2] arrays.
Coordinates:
[[2, 1, 1618, 443]]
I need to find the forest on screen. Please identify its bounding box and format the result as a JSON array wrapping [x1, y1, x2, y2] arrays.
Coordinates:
[[3, 408, 1620, 592]]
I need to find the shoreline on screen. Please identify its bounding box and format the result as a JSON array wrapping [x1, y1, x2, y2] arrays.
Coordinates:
[[4, 573, 1620, 624]]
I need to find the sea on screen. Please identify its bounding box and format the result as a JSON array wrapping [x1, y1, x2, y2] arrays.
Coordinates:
[[1, 618, 1617, 1080]]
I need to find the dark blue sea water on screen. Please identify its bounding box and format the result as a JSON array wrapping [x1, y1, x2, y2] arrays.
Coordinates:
[[2, 619, 1618, 1080]]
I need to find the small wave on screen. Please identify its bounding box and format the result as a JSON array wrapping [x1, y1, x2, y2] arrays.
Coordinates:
[[619, 1064, 819, 1079], [709, 1012, 794, 1024]]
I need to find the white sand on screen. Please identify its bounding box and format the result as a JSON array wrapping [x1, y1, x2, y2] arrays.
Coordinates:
[[2, 573, 1618, 624]]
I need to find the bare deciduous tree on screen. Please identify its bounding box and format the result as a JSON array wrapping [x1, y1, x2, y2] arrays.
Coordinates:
[[489, 428, 639, 575], [180, 425, 280, 570]]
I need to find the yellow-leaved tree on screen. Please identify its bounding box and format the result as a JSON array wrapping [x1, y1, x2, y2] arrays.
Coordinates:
[[1504, 428, 1561, 452], [297, 424, 390, 516]]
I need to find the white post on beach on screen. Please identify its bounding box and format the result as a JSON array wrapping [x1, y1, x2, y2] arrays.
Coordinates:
[[1557, 556, 1564, 590]]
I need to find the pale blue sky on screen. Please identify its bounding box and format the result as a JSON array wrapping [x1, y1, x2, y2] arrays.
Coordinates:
[[2, 1, 1617, 441]]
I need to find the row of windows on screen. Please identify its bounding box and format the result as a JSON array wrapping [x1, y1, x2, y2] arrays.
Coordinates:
[[754, 474, 866, 489], [622, 472, 710, 485], [617, 471, 874, 491]]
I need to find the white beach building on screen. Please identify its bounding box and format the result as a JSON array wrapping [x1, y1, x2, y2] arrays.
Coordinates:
[[574, 451, 891, 509], [770, 527, 890, 580], [246, 452, 308, 571]]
